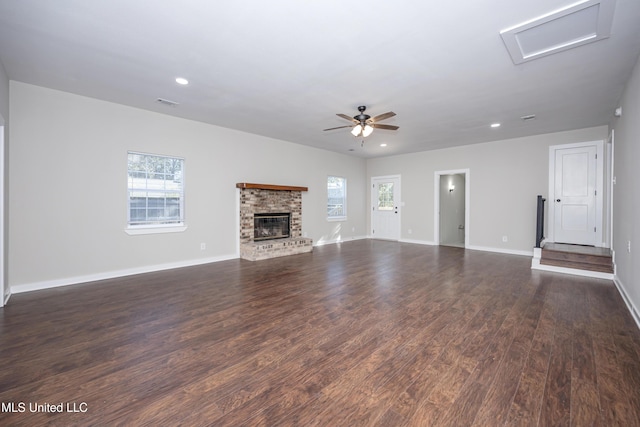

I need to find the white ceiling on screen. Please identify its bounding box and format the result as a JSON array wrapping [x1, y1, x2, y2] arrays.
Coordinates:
[[1, 0, 639, 158]]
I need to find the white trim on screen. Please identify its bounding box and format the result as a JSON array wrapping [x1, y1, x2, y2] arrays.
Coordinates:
[[434, 169, 470, 248], [326, 217, 347, 222], [466, 244, 532, 257], [400, 238, 437, 246], [314, 235, 368, 246], [398, 238, 531, 255], [607, 130, 615, 249], [614, 275, 640, 331], [236, 188, 241, 258], [548, 140, 605, 246], [10, 253, 237, 295], [125, 224, 187, 235]]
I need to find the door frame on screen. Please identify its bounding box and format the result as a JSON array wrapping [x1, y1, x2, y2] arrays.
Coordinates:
[[371, 174, 401, 241], [548, 140, 604, 247], [434, 169, 470, 247], [607, 130, 614, 249]]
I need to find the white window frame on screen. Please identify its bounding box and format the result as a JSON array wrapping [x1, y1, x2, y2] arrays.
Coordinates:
[[125, 151, 186, 235], [327, 176, 347, 221]]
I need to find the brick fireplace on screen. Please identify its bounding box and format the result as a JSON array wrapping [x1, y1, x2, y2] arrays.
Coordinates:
[[237, 183, 313, 261]]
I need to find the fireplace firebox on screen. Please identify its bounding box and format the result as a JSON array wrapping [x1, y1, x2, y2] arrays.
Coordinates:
[[254, 213, 290, 241]]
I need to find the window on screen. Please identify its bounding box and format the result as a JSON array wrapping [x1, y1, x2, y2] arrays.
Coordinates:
[[327, 176, 346, 220], [377, 182, 395, 210], [127, 152, 185, 232]]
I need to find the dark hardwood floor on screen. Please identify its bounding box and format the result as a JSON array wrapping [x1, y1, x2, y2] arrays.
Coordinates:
[[1, 240, 640, 426]]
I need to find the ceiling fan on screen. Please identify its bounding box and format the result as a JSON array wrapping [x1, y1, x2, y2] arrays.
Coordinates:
[[323, 105, 399, 138]]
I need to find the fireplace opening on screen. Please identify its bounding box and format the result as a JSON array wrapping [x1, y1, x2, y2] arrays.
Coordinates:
[[254, 213, 291, 241]]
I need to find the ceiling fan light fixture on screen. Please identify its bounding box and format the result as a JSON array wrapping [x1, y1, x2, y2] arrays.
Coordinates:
[[325, 106, 398, 140]]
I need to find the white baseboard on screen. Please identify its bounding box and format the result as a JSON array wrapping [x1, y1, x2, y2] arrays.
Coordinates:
[[10, 253, 238, 295], [314, 235, 368, 246], [466, 244, 533, 257], [8, 237, 364, 296], [613, 275, 640, 331], [399, 238, 437, 246]]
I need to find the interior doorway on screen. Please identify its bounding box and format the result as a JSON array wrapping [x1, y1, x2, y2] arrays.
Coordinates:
[[434, 169, 469, 248]]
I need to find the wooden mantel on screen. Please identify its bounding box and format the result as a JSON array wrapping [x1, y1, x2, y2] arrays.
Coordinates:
[[236, 183, 308, 192]]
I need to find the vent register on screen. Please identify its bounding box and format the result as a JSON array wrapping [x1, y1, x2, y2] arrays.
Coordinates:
[[156, 98, 179, 107]]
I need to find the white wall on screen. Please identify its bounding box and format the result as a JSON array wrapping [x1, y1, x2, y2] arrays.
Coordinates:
[[0, 59, 8, 305], [9, 82, 367, 290], [367, 126, 608, 254], [611, 53, 640, 324], [8, 78, 630, 311], [0, 61, 8, 120]]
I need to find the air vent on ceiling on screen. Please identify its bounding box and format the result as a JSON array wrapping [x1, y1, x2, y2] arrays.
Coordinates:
[[500, 0, 616, 65], [156, 98, 179, 107], [521, 114, 537, 121]]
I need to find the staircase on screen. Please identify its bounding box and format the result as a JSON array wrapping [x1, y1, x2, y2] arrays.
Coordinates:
[[540, 243, 613, 274]]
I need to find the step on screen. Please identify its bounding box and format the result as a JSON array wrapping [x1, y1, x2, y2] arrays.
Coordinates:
[[540, 243, 613, 274]]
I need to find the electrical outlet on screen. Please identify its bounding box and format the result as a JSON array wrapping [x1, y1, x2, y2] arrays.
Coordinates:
[[352, 227, 355, 233], [408, 229, 413, 235], [200, 243, 206, 250], [502, 236, 508, 243]]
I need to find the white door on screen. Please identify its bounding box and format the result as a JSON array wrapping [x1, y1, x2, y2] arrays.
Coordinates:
[[371, 176, 400, 240], [554, 145, 597, 245]]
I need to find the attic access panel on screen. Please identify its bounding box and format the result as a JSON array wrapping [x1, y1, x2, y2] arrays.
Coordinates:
[[500, 0, 616, 64]]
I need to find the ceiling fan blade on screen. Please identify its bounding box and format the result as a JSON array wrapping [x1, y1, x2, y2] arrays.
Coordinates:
[[369, 111, 396, 123], [371, 123, 399, 130], [337, 113, 358, 123], [323, 125, 354, 131]]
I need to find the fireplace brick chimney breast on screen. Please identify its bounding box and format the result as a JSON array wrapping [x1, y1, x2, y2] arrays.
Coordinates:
[[237, 183, 313, 261]]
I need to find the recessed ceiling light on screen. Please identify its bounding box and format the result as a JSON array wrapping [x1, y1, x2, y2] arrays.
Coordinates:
[[380, 143, 388, 147], [175, 77, 189, 85], [491, 123, 501, 128]]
